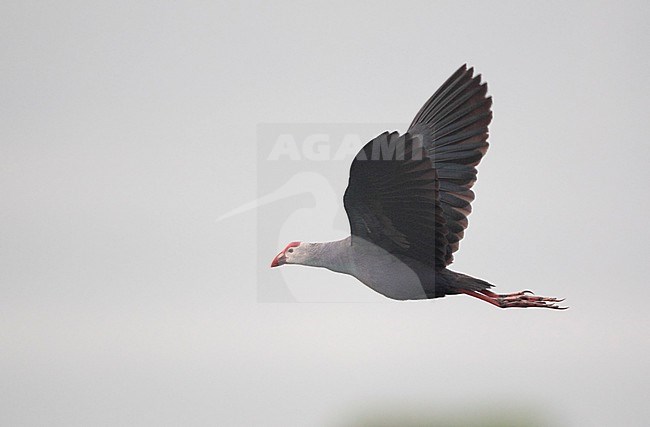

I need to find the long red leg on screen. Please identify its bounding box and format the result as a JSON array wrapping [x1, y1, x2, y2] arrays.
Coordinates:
[[460, 289, 567, 309]]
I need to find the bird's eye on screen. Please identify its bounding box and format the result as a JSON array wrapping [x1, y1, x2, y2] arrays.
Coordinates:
[[287, 248, 294, 253]]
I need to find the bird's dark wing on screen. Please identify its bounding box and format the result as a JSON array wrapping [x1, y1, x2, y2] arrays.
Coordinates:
[[408, 64, 492, 265], [344, 131, 448, 267]]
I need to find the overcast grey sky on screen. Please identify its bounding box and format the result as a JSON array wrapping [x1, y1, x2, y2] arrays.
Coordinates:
[[2, 1, 649, 426]]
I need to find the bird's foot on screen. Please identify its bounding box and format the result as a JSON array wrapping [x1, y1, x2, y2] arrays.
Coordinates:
[[461, 289, 568, 309]]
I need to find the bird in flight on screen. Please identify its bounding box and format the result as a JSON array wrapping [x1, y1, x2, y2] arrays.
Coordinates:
[[271, 65, 566, 309]]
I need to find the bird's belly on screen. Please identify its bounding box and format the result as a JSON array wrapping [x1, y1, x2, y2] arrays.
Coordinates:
[[348, 250, 438, 300]]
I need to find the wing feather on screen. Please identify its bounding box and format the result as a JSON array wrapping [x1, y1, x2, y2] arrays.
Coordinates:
[[409, 64, 492, 265], [344, 65, 492, 268], [344, 132, 448, 267]]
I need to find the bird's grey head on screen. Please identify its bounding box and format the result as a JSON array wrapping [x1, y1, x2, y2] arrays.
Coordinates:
[[270, 241, 308, 267]]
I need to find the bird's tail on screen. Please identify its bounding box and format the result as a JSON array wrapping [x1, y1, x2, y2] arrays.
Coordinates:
[[447, 270, 494, 293]]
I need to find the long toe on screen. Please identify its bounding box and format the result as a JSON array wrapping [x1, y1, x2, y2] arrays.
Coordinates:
[[468, 289, 568, 309], [503, 299, 567, 309]]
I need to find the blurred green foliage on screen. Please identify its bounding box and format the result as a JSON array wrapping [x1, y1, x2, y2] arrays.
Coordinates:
[[338, 404, 553, 427]]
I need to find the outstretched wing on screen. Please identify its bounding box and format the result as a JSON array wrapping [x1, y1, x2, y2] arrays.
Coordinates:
[[343, 132, 448, 267], [408, 64, 492, 265]]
